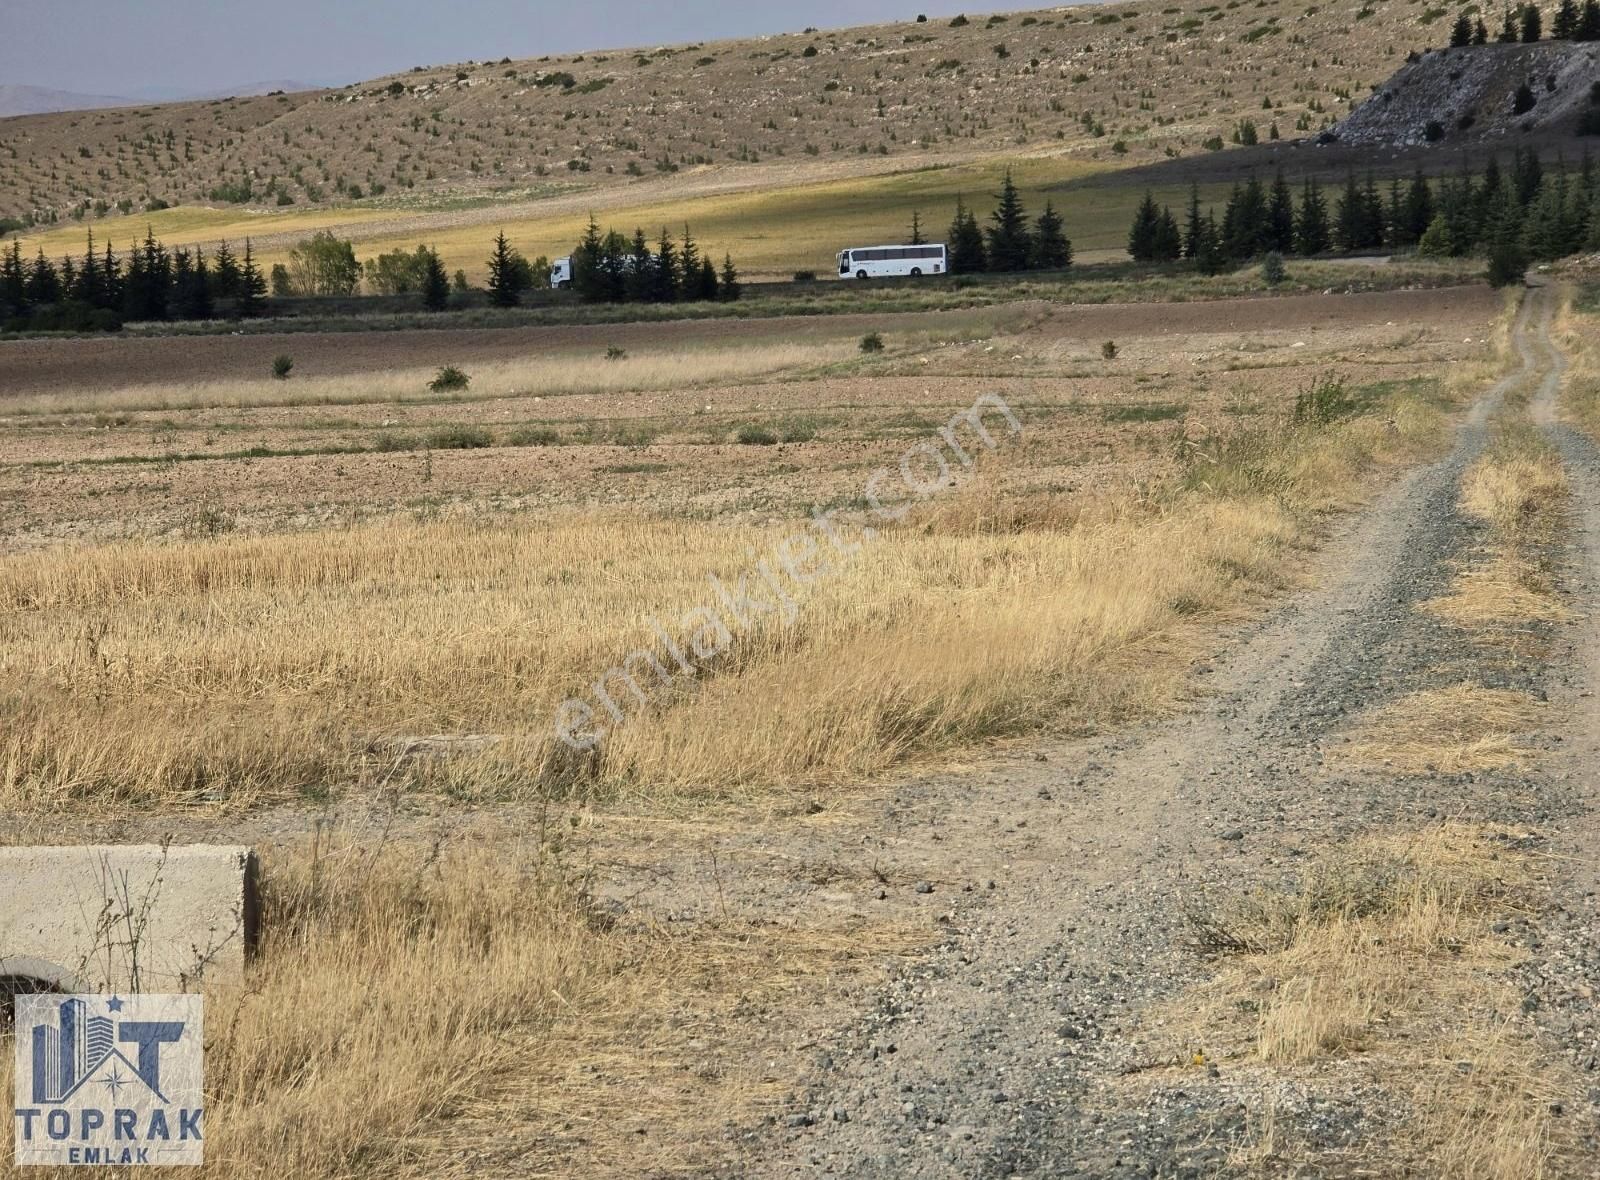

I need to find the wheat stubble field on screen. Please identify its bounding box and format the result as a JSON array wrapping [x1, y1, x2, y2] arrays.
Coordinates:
[[18, 272, 1600, 1177]]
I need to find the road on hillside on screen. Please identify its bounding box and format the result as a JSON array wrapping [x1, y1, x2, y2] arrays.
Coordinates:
[[733, 284, 1600, 1178]]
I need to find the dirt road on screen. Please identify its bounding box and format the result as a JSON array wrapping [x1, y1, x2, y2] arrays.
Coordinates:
[[730, 285, 1600, 1177]]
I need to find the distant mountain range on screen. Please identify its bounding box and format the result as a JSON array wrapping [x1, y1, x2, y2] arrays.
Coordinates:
[[0, 80, 330, 118]]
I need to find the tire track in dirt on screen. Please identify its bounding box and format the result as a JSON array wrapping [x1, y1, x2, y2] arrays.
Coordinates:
[[739, 290, 1585, 1177]]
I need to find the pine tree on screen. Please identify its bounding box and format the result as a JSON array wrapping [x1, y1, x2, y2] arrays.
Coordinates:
[[1501, 6, 1520, 39], [1554, 0, 1578, 36], [72, 230, 104, 308], [652, 227, 679, 302], [696, 257, 719, 301], [719, 253, 741, 301], [1196, 211, 1228, 275], [486, 230, 522, 307], [573, 216, 605, 302], [211, 239, 240, 300], [909, 210, 925, 245], [1451, 11, 1475, 44], [26, 248, 61, 306], [1152, 207, 1183, 262], [0, 240, 26, 321], [237, 240, 267, 317], [1296, 179, 1332, 255], [124, 228, 170, 321], [1032, 199, 1072, 268], [678, 227, 701, 299], [1221, 176, 1268, 260], [1522, 2, 1543, 40], [625, 227, 655, 302], [101, 240, 122, 310], [1403, 172, 1436, 246], [1183, 184, 1204, 259], [1268, 170, 1296, 253], [985, 169, 1031, 271], [1127, 192, 1162, 262], [947, 196, 988, 273], [1578, 0, 1600, 38], [597, 230, 630, 302], [1474, 16, 1490, 41], [421, 247, 450, 311]]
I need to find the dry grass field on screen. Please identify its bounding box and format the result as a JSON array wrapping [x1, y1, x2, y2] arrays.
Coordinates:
[[0, 280, 1513, 1176]]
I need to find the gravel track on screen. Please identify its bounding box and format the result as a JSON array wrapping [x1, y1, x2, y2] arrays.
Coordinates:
[[735, 285, 1600, 1178]]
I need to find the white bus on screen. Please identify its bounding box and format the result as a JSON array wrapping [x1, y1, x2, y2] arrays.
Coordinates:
[[837, 243, 946, 279], [550, 256, 573, 289]]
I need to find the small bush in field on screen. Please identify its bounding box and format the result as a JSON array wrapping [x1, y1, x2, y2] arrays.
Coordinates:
[[1101, 340, 1118, 360], [271, 354, 293, 379], [428, 365, 470, 392], [860, 331, 885, 353], [425, 424, 493, 449], [736, 424, 779, 445]]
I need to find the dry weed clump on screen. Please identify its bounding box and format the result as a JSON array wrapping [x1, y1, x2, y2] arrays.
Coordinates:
[[1340, 683, 1545, 775]]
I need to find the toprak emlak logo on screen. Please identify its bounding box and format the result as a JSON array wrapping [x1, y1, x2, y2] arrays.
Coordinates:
[[13, 994, 203, 1166]]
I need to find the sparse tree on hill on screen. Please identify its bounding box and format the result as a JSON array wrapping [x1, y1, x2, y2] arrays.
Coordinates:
[[1195, 211, 1227, 275], [1474, 16, 1490, 41], [1577, 0, 1600, 38], [1554, 0, 1579, 37], [1500, 6, 1521, 39], [25, 249, 61, 307], [625, 227, 656, 303], [1451, 12, 1475, 45], [1521, 2, 1543, 40], [678, 226, 702, 299]]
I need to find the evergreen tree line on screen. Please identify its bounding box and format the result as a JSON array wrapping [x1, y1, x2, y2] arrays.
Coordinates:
[[1450, 0, 1600, 45], [0, 230, 267, 331], [1128, 150, 1600, 279], [543, 219, 741, 306], [944, 170, 1073, 274]]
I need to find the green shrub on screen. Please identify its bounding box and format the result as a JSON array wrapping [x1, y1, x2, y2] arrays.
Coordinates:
[[271, 354, 294, 380], [860, 331, 885, 353], [425, 425, 494, 449], [428, 365, 470, 392], [736, 424, 779, 445], [605, 345, 627, 361], [373, 431, 416, 452], [508, 426, 561, 446], [1293, 375, 1360, 425], [793, 270, 818, 282], [1101, 340, 1118, 360], [1261, 251, 1286, 287]]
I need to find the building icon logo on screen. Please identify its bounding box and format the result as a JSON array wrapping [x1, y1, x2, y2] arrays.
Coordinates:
[[12, 994, 203, 1166]]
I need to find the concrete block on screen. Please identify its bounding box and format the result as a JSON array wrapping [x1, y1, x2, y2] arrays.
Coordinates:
[[0, 845, 257, 992]]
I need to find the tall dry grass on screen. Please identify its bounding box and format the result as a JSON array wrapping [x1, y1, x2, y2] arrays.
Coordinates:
[[5, 339, 856, 417], [0, 379, 1452, 809]]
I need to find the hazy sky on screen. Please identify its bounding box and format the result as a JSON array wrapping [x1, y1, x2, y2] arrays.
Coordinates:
[[6, 0, 1028, 98]]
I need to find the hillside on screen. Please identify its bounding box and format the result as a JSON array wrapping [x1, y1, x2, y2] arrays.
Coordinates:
[[0, 85, 134, 119], [1, 0, 1465, 223], [1335, 39, 1600, 147]]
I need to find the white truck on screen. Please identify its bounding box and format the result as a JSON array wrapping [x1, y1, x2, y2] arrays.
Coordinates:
[[550, 257, 573, 289]]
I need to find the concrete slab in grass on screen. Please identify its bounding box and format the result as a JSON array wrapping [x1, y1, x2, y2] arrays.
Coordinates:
[[0, 844, 258, 992]]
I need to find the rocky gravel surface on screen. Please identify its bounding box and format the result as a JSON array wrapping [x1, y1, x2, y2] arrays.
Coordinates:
[[729, 286, 1600, 1177]]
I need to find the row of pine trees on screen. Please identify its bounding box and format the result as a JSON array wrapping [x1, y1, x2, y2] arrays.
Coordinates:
[[1449, 0, 1600, 45], [945, 171, 1073, 274], [1129, 150, 1600, 276], [553, 219, 742, 305], [0, 231, 267, 330]]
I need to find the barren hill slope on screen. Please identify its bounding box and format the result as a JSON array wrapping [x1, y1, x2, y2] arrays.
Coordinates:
[[1335, 39, 1600, 147], [0, 0, 1488, 223]]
